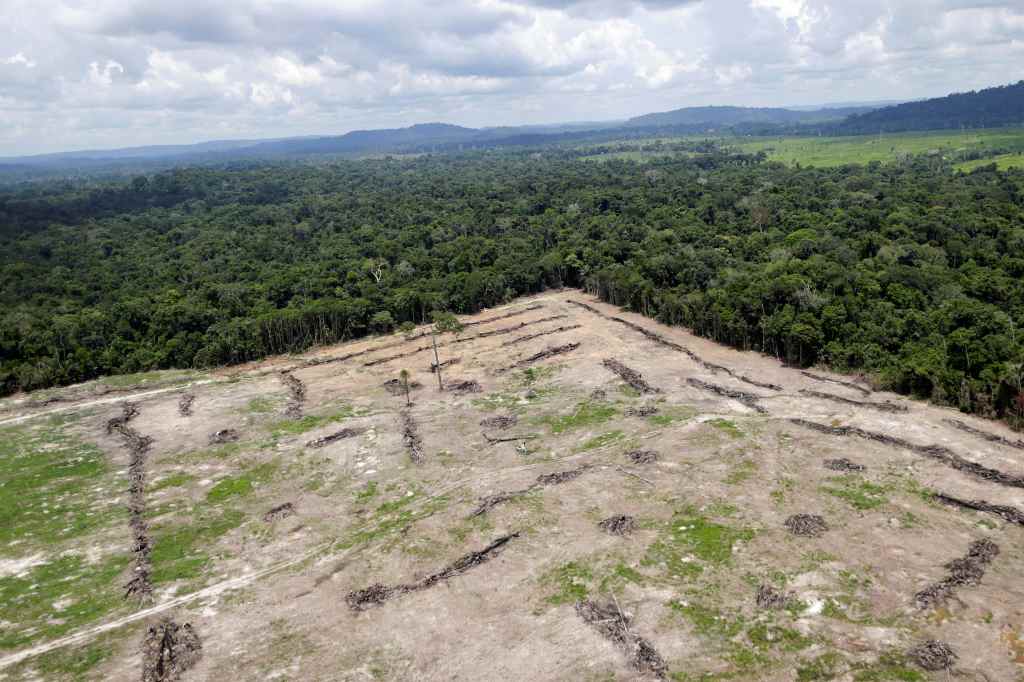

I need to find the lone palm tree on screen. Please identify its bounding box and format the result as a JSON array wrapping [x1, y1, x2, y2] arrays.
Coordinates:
[[430, 311, 463, 391]]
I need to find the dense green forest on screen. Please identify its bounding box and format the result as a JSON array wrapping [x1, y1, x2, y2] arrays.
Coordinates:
[[1, 146, 1023, 427]]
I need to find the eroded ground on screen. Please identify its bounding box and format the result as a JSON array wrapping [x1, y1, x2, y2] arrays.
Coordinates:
[[2, 292, 1023, 681]]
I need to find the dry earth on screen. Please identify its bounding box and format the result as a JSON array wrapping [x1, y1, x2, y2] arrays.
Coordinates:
[[1, 292, 1023, 681]]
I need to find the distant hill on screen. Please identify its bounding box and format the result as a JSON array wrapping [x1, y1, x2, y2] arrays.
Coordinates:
[[4, 82, 1023, 174], [834, 81, 1024, 134], [625, 105, 874, 129], [235, 122, 482, 157]]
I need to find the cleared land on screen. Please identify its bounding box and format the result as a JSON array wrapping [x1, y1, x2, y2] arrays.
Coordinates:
[[732, 128, 1024, 167], [2, 293, 1024, 681]]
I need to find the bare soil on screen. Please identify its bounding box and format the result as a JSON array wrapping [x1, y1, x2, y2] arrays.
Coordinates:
[[4, 292, 1024, 682]]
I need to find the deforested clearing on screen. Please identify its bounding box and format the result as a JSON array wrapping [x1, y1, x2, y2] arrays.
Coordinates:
[[2, 293, 1023, 682]]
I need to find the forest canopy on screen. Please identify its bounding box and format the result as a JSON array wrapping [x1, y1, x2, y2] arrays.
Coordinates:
[[1, 146, 1022, 426]]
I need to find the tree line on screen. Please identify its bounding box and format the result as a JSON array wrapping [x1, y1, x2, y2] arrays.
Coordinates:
[[1, 148, 1022, 427]]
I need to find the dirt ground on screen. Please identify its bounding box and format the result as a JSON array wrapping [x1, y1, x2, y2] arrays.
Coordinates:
[[2, 291, 1023, 681]]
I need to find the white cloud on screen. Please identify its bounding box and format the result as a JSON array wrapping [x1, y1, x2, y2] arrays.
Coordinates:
[[87, 59, 125, 87], [3, 52, 36, 68], [0, 0, 1021, 155]]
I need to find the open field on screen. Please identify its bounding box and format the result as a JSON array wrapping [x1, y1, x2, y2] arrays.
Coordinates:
[[955, 152, 1024, 173], [2, 292, 1024, 680], [731, 128, 1024, 167]]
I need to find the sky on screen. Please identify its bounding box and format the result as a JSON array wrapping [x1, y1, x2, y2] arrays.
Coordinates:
[[1, 0, 1022, 156]]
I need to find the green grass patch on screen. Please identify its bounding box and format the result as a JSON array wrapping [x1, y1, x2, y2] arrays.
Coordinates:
[[956, 152, 1024, 172], [206, 462, 278, 502], [580, 430, 625, 450], [355, 480, 379, 503], [247, 396, 283, 413], [543, 561, 594, 605], [538, 400, 617, 433], [473, 387, 554, 412], [27, 634, 122, 680], [851, 653, 925, 681], [648, 406, 697, 427], [0, 553, 130, 650], [725, 459, 757, 485], [747, 622, 813, 652], [149, 509, 246, 584], [269, 406, 354, 438], [0, 418, 123, 550], [733, 128, 1024, 167], [707, 419, 742, 438], [669, 601, 744, 639], [340, 492, 450, 550], [519, 365, 561, 385], [148, 471, 197, 492], [796, 652, 844, 681], [643, 508, 755, 580], [821, 476, 888, 511]]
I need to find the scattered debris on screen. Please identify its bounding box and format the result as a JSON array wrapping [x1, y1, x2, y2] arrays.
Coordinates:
[[430, 357, 461, 373], [799, 389, 907, 413], [400, 409, 424, 463], [732, 375, 784, 392], [686, 378, 767, 414], [755, 584, 792, 610], [469, 464, 594, 517], [480, 414, 517, 429], [280, 371, 306, 418], [383, 378, 422, 396], [626, 450, 659, 464], [823, 458, 865, 472], [306, 427, 367, 448], [790, 418, 1024, 490], [464, 315, 568, 342], [363, 315, 570, 367], [801, 370, 872, 396], [568, 300, 693, 356], [106, 402, 140, 433], [446, 379, 482, 394], [784, 514, 829, 537], [108, 408, 156, 604], [263, 502, 295, 523], [599, 515, 637, 535], [567, 299, 781, 391], [934, 493, 1024, 526], [365, 347, 430, 367], [499, 343, 581, 372], [463, 304, 543, 327], [141, 617, 202, 682], [469, 489, 535, 517], [500, 324, 582, 347], [575, 598, 668, 679], [615, 466, 654, 487], [209, 429, 240, 445], [177, 393, 195, 417], [915, 539, 1000, 609], [602, 358, 659, 394], [590, 388, 607, 400], [536, 464, 592, 486], [944, 418, 1024, 451], [483, 432, 540, 445], [346, 533, 519, 610], [626, 404, 659, 417], [907, 640, 957, 671], [300, 309, 545, 369]]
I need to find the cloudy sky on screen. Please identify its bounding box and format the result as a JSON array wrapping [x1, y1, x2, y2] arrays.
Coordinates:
[[1, 0, 1022, 156]]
